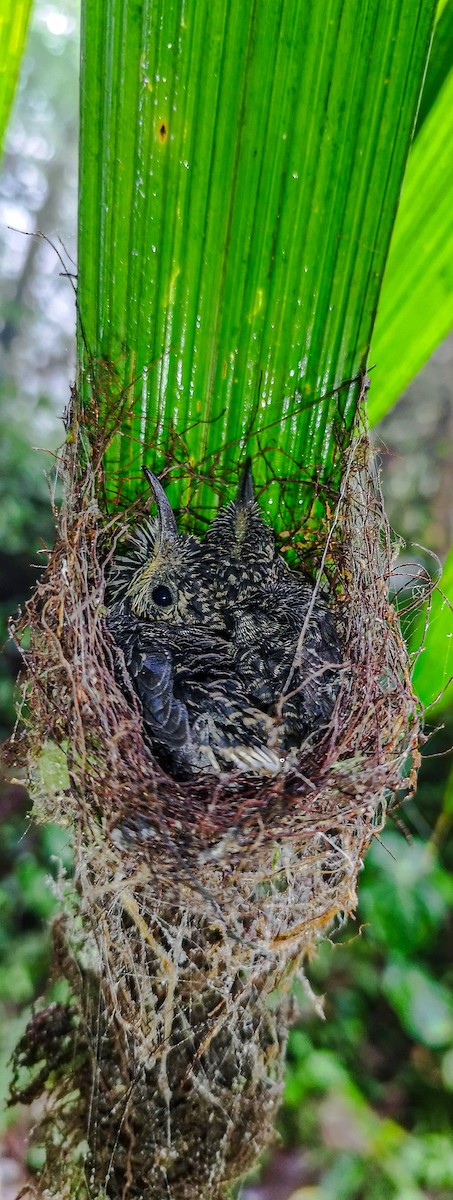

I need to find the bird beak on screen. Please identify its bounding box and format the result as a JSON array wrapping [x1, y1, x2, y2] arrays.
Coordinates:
[[142, 467, 178, 545], [202, 458, 256, 556], [236, 457, 254, 509]]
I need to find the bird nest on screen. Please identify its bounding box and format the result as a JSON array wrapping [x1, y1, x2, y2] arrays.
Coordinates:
[[9, 382, 421, 1200]]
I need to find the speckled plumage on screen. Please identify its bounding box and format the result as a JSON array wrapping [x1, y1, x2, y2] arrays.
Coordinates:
[[202, 463, 342, 749], [107, 608, 282, 777], [107, 464, 342, 778]]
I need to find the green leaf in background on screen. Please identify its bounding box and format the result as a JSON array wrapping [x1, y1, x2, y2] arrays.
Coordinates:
[[78, 0, 435, 523], [368, 2, 453, 426], [379, 0, 453, 721], [0, 0, 33, 157], [382, 960, 453, 1048], [415, 0, 453, 135], [411, 543, 453, 712], [359, 833, 453, 954]]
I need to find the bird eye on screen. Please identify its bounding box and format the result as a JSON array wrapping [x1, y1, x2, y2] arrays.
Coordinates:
[[151, 584, 174, 607]]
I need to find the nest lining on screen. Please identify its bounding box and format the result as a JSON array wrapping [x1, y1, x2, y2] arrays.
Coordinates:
[[9, 391, 421, 1200]]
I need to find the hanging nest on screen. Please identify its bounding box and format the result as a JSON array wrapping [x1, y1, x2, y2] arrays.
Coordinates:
[[9, 381, 421, 1200]]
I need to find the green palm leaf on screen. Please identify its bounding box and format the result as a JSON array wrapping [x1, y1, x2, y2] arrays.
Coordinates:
[[0, 0, 32, 156], [77, 0, 436, 524], [369, 9, 453, 425], [368, 2, 453, 712], [412, 546, 453, 713]]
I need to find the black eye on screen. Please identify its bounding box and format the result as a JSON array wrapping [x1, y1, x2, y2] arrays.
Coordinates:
[[151, 584, 174, 607]]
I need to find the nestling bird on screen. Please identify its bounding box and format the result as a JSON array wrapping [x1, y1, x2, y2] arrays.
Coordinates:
[[107, 470, 282, 777], [202, 461, 343, 750], [107, 464, 342, 777]]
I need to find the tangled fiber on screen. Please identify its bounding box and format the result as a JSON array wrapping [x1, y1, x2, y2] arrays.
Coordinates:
[[9, 385, 421, 1200]]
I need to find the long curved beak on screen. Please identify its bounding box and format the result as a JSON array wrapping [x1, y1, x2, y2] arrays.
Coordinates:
[[142, 466, 178, 544]]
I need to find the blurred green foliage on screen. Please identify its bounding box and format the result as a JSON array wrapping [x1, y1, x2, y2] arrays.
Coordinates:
[[0, 0, 78, 1142], [0, 1, 33, 158], [0, 411, 56, 740], [280, 808, 453, 1198], [0, 810, 73, 1120]]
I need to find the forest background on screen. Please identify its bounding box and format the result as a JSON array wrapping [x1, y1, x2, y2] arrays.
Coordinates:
[[1, 2, 453, 1198]]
